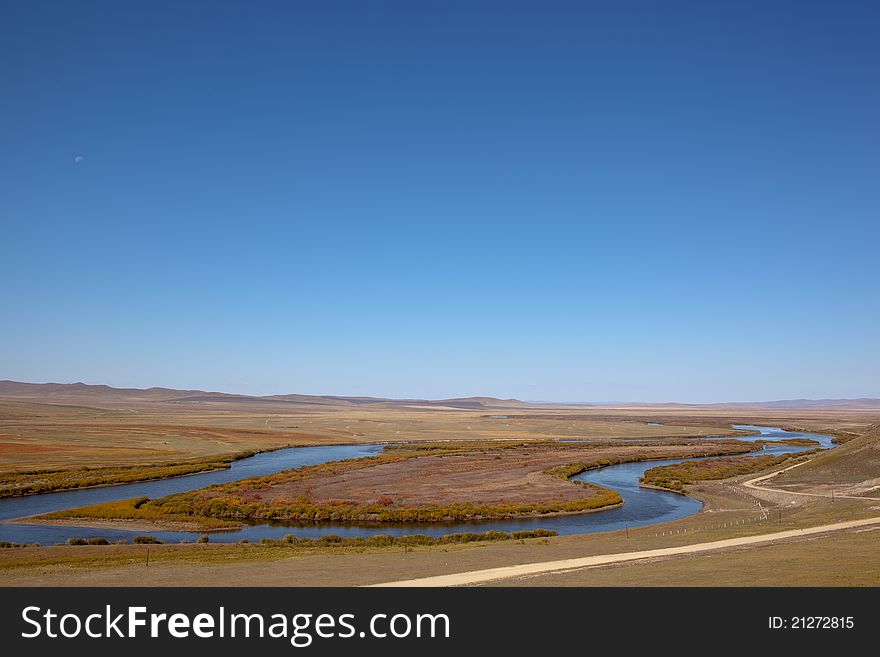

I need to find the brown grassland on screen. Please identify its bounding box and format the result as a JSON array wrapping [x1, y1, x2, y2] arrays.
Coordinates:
[[0, 382, 878, 586], [0, 451, 265, 498], [0, 398, 754, 472], [0, 386, 872, 495]]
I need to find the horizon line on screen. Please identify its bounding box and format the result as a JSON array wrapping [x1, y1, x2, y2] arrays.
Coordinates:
[[1, 378, 878, 407]]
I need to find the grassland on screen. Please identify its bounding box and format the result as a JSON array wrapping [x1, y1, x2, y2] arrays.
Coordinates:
[[4, 431, 870, 587], [0, 450, 266, 498], [0, 394, 759, 495], [490, 528, 880, 586], [7, 381, 875, 475], [0, 422, 876, 586], [1, 382, 879, 586], [0, 399, 334, 472], [0, 396, 756, 473]]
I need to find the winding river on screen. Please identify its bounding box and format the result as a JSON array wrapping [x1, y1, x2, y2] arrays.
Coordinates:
[[0, 425, 835, 545]]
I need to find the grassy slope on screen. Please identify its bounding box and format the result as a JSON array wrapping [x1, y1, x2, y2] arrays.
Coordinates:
[[776, 424, 880, 487]]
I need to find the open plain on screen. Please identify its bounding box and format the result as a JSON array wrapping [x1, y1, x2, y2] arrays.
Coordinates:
[[0, 381, 878, 586]]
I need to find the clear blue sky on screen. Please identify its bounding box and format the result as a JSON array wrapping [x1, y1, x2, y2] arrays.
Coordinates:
[[2, 1, 878, 402]]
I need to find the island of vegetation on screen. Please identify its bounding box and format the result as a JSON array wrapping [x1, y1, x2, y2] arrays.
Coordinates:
[[754, 438, 821, 447], [29, 439, 760, 530]]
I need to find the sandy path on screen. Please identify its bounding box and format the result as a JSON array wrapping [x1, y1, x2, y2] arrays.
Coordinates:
[[370, 516, 880, 586]]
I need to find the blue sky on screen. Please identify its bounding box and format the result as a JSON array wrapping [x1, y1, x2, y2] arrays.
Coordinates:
[[1, 1, 878, 402]]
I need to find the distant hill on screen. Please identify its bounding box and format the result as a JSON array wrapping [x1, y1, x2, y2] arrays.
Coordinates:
[[0, 380, 530, 410], [0, 380, 877, 411], [0, 380, 207, 403], [731, 398, 880, 410], [551, 398, 880, 411]]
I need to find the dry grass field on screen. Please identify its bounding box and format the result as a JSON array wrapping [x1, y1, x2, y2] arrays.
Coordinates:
[[491, 528, 880, 586], [0, 400, 754, 472], [1, 382, 879, 586], [1, 381, 876, 476]]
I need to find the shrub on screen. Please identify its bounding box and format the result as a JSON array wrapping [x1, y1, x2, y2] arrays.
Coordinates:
[[132, 535, 162, 544], [512, 529, 556, 539], [197, 535, 210, 543], [67, 537, 88, 545], [86, 537, 109, 545], [251, 529, 560, 550], [365, 534, 396, 547], [318, 534, 344, 545]]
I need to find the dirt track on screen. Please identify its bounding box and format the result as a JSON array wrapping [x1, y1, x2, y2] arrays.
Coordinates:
[[370, 516, 880, 586], [743, 461, 880, 501]]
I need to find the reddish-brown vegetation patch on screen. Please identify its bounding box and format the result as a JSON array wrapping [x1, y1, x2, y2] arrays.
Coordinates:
[[40, 440, 759, 525], [232, 443, 747, 507], [0, 443, 64, 455]]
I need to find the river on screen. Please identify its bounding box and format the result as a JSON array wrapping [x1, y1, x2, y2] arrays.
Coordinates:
[[0, 425, 835, 545]]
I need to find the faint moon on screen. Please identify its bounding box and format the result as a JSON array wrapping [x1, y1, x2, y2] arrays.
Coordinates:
[[74, 155, 83, 163]]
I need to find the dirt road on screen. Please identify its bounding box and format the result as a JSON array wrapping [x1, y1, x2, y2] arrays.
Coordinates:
[[743, 461, 880, 501], [370, 516, 880, 586]]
